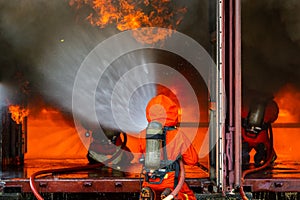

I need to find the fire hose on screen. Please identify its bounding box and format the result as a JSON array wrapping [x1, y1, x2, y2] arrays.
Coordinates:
[[162, 159, 185, 200], [30, 132, 127, 200], [239, 124, 274, 200]]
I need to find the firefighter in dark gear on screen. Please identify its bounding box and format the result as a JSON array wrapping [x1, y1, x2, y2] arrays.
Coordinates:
[[87, 128, 134, 169], [241, 99, 279, 168], [139, 95, 199, 200]]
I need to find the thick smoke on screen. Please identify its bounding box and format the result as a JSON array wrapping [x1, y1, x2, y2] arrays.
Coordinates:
[[0, 0, 114, 112], [0, 0, 209, 127], [279, 0, 300, 45], [241, 0, 300, 100], [1, 0, 299, 114]]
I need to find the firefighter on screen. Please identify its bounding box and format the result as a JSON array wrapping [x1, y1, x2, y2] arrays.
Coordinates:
[[139, 95, 199, 200], [87, 128, 134, 169], [241, 99, 279, 168]]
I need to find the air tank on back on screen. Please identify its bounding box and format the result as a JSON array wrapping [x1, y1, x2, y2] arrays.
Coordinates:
[[145, 121, 163, 172]]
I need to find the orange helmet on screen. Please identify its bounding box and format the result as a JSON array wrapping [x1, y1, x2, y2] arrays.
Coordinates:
[[146, 95, 179, 126]]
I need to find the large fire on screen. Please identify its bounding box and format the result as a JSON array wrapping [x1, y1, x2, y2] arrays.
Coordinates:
[[69, 0, 187, 44], [8, 105, 29, 124], [272, 84, 300, 161], [26, 107, 87, 159], [274, 84, 300, 123]]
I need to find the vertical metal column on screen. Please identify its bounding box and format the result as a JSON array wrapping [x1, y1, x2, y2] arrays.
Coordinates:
[[226, 0, 235, 190], [209, 0, 217, 184], [234, 0, 242, 188], [220, 0, 242, 191], [216, 0, 226, 191]]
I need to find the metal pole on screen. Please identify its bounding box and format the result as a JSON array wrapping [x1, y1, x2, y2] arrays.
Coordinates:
[[234, 0, 242, 187], [216, 0, 226, 190]]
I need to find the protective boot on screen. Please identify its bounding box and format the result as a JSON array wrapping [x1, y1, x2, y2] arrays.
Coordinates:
[[140, 187, 155, 200], [254, 143, 267, 167], [161, 188, 172, 199]]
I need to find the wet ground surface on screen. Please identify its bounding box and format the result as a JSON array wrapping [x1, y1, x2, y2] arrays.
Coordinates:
[[0, 158, 209, 180], [2, 158, 300, 199], [244, 158, 300, 179]]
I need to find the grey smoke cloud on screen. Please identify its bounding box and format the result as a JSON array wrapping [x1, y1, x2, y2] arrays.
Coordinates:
[[279, 0, 300, 45], [0, 0, 206, 106], [241, 0, 300, 100], [3, 0, 299, 116], [0, 0, 114, 110]]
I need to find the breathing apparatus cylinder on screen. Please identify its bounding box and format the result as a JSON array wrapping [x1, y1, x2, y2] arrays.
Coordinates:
[[245, 103, 266, 134], [248, 103, 265, 127], [145, 121, 163, 172]]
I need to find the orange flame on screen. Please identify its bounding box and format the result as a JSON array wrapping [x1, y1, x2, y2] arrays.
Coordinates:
[[272, 84, 300, 163], [69, 0, 187, 44], [26, 107, 87, 159], [8, 105, 29, 124], [274, 84, 300, 123]]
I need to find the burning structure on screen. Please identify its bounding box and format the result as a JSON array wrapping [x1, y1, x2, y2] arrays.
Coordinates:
[[0, 105, 28, 167], [0, 0, 300, 199]]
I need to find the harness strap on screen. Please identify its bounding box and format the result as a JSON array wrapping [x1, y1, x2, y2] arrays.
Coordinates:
[[145, 134, 164, 140], [162, 126, 176, 161], [162, 127, 167, 161], [173, 159, 180, 188]]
